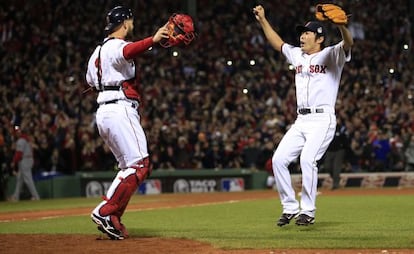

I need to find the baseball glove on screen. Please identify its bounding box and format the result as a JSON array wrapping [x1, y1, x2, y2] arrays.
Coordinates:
[[160, 13, 196, 48], [315, 4, 348, 25]]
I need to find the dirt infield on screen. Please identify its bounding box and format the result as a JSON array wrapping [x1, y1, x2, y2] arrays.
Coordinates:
[[1, 188, 414, 254]]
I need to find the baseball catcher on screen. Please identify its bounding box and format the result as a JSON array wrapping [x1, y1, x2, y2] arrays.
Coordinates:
[[86, 5, 168, 240], [159, 13, 196, 48], [315, 3, 349, 25]]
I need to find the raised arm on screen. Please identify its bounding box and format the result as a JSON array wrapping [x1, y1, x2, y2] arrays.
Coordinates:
[[337, 25, 354, 51], [123, 24, 169, 60], [253, 5, 284, 52]]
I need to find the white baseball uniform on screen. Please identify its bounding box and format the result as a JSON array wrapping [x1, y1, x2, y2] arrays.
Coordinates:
[[272, 41, 351, 218], [86, 37, 148, 170], [86, 37, 153, 227]]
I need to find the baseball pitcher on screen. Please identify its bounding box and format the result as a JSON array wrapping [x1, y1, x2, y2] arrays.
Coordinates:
[[253, 4, 353, 226]]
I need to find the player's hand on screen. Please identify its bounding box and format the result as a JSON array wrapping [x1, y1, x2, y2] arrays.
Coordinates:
[[153, 24, 169, 43], [253, 5, 265, 21]]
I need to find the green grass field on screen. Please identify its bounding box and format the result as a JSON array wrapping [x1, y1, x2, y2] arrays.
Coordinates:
[[1, 192, 414, 250]]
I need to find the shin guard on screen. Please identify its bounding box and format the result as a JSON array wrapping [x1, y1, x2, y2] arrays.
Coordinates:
[[99, 173, 138, 217], [114, 157, 152, 218], [99, 157, 151, 221]]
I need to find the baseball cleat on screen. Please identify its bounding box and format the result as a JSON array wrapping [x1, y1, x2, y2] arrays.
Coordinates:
[[295, 214, 315, 226], [276, 213, 299, 227], [91, 213, 124, 240]]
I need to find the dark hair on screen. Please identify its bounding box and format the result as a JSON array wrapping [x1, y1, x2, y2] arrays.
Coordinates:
[[316, 33, 326, 49]]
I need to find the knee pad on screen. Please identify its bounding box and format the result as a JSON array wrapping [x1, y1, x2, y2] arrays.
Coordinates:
[[131, 157, 152, 183]]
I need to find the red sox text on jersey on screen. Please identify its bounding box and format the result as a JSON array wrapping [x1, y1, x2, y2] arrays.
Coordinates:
[[295, 64, 327, 74]]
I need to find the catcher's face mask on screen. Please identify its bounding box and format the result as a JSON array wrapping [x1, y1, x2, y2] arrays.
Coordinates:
[[160, 13, 196, 48]]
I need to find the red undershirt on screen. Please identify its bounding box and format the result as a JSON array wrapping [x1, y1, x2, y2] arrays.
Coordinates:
[[123, 37, 153, 60]]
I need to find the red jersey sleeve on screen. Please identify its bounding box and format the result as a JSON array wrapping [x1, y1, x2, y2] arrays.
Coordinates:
[[123, 37, 154, 60]]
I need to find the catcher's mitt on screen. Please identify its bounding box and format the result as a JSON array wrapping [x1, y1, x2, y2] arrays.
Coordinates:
[[315, 4, 348, 25], [160, 13, 196, 48]]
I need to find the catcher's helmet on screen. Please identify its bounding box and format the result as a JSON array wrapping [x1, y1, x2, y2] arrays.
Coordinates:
[[104, 6, 133, 33]]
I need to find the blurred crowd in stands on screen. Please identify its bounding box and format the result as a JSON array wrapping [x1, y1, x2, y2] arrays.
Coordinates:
[[0, 0, 413, 179]]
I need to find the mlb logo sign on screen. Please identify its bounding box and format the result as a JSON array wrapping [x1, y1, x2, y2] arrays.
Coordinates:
[[138, 179, 162, 195], [221, 178, 245, 192]]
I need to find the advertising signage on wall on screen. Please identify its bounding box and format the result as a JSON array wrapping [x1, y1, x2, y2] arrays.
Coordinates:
[[81, 177, 246, 197]]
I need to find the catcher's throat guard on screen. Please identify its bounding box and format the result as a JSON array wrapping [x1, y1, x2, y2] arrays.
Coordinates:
[[160, 13, 196, 48]]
